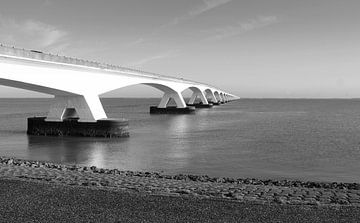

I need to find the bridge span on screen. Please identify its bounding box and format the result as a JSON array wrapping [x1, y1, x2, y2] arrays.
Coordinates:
[[0, 45, 238, 123]]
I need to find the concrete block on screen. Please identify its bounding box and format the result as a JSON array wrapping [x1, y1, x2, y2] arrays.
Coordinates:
[[149, 106, 195, 114], [27, 117, 129, 138]]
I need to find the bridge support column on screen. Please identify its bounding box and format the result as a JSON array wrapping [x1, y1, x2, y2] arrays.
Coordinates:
[[158, 91, 187, 108], [187, 91, 213, 108], [150, 91, 195, 114], [188, 91, 208, 105], [46, 95, 107, 122], [214, 93, 222, 105], [28, 95, 129, 138], [207, 91, 220, 106], [220, 94, 225, 104]]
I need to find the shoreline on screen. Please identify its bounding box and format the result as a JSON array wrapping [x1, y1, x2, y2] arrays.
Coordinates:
[[1, 156, 359, 190], [0, 156, 359, 206]]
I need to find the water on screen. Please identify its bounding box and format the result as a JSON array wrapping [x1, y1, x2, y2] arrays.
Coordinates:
[[0, 98, 360, 183]]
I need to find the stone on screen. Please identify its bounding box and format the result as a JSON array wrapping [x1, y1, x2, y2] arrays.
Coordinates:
[[338, 199, 350, 205], [7, 159, 14, 165], [81, 182, 90, 186], [175, 189, 191, 195], [221, 192, 234, 198]]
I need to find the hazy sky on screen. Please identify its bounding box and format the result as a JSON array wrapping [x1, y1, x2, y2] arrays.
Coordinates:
[[0, 0, 359, 98]]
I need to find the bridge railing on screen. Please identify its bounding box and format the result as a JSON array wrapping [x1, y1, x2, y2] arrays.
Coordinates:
[[0, 45, 221, 91]]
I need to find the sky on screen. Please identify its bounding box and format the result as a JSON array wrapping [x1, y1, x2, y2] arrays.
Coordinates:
[[0, 0, 359, 98]]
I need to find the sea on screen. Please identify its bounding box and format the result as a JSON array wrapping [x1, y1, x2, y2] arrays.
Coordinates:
[[0, 98, 360, 183]]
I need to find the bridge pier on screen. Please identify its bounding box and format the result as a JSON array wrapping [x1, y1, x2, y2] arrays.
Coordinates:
[[186, 90, 213, 108], [204, 90, 219, 106], [27, 95, 129, 138], [150, 91, 195, 114], [27, 117, 129, 138], [46, 95, 107, 122], [220, 94, 226, 104]]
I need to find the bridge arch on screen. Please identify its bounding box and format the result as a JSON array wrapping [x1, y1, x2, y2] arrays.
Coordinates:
[[102, 82, 188, 109], [204, 89, 217, 103], [143, 83, 187, 108], [0, 78, 76, 96], [214, 91, 221, 102], [219, 92, 225, 102], [0, 77, 107, 122], [181, 86, 208, 105]]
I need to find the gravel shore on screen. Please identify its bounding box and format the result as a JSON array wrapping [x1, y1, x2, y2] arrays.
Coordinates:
[[0, 156, 360, 207], [1, 178, 360, 222]]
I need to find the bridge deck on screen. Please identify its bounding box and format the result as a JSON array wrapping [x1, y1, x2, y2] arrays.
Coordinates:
[[0, 45, 213, 88]]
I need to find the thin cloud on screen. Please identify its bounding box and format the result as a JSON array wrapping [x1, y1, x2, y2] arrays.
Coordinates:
[[206, 16, 279, 41], [125, 38, 146, 47], [0, 14, 68, 53], [190, 0, 233, 17], [126, 50, 180, 68], [166, 0, 233, 27], [130, 0, 233, 47]]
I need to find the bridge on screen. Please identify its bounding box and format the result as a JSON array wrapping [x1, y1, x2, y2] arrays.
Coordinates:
[[0, 45, 238, 123]]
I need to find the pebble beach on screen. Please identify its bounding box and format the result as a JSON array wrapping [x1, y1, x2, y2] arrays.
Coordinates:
[[1, 156, 359, 206]]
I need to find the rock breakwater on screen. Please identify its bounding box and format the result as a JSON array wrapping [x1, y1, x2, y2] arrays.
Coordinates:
[[0, 156, 359, 206], [1, 157, 358, 190]]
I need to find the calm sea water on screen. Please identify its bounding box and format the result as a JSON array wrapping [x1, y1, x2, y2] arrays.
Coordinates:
[[0, 98, 360, 183]]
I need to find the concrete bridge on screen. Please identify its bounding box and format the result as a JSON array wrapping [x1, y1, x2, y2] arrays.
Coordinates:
[[0, 45, 238, 123]]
